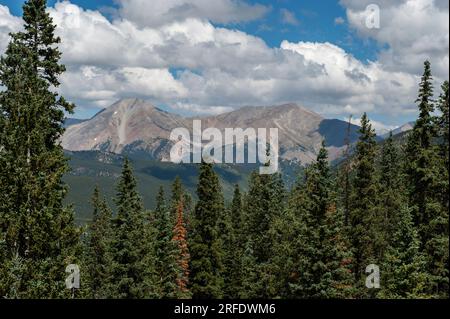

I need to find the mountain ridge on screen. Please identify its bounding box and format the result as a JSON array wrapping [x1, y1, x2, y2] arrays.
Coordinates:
[[62, 99, 362, 165]]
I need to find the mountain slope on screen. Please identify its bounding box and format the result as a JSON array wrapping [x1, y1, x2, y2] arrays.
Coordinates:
[[383, 121, 415, 138], [62, 99, 185, 156], [64, 150, 304, 223], [62, 99, 361, 165]]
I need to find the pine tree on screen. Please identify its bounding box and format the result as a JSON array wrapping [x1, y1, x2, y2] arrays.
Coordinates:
[[238, 240, 262, 299], [189, 162, 225, 299], [109, 159, 155, 298], [287, 144, 353, 298], [242, 154, 286, 298], [84, 186, 113, 299], [172, 200, 191, 298], [0, 0, 79, 298], [405, 62, 448, 297], [378, 206, 428, 299], [405, 61, 438, 231], [437, 81, 449, 159], [349, 113, 383, 294], [217, 184, 244, 299], [169, 177, 194, 236], [183, 193, 194, 235], [224, 185, 244, 298], [379, 133, 405, 244], [267, 182, 304, 298], [217, 205, 233, 299], [433, 80, 450, 298], [153, 186, 179, 298], [171, 176, 184, 209], [337, 115, 354, 226], [244, 171, 285, 265], [437, 81, 449, 237]]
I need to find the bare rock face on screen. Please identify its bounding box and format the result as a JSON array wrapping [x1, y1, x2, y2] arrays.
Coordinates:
[[62, 99, 185, 155], [62, 99, 360, 165]]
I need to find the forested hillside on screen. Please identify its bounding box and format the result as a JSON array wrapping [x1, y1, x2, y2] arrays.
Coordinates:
[[0, 0, 448, 299]]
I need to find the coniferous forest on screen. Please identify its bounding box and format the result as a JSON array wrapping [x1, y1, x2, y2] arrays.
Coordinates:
[[0, 0, 448, 300]]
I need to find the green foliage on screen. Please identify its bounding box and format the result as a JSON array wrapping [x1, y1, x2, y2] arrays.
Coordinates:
[[0, 0, 79, 298], [405, 62, 449, 298], [241, 169, 286, 298], [223, 185, 245, 298], [238, 241, 262, 299], [349, 113, 384, 293], [379, 133, 406, 246], [153, 187, 179, 298], [378, 206, 428, 298], [108, 159, 157, 298], [0, 10, 447, 301], [244, 171, 286, 264], [281, 145, 354, 298], [189, 162, 225, 299], [83, 186, 113, 299]]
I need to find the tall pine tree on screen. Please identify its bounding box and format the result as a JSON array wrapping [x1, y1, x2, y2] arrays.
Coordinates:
[[189, 162, 225, 299], [224, 185, 244, 298], [242, 155, 286, 298], [109, 159, 156, 298], [378, 133, 406, 244], [405, 62, 448, 297], [287, 144, 353, 298], [433, 81, 450, 298], [172, 200, 191, 298], [0, 0, 79, 298], [378, 206, 428, 299], [84, 186, 113, 299], [349, 113, 383, 295], [153, 187, 179, 298]]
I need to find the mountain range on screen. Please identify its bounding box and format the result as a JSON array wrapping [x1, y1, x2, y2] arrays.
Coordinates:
[[62, 98, 363, 165], [61, 99, 415, 221]]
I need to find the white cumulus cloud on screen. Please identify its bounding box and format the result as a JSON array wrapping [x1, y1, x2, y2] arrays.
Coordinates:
[[341, 0, 449, 79], [0, 0, 448, 129], [116, 0, 269, 28]]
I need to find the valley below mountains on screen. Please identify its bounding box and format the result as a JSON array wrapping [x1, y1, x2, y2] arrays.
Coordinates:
[[61, 99, 403, 222]]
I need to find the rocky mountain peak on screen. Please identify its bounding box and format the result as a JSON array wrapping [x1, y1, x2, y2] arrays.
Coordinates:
[[62, 99, 361, 164]]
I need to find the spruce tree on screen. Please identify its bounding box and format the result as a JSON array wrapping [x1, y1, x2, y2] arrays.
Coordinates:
[[242, 158, 286, 298], [171, 176, 184, 208], [349, 113, 383, 294], [189, 162, 225, 299], [170, 176, 183, 221], [405, 62, 448, 297], [378, 206, 428, 299], [437, 81, 449, 239], [109, 159, 155, 298], [379, 133, 405, 243], [172, 200, 191, 298], [0, 0, 79, 298], [405, 61, 438, 231], [287, 144, 353, 298], [225, 185, 244, 298], [337, 116, 354, 227], [437, 81, 449, 164], [238, 240, 262, 299], [84, 186, 113, 299], [244, 171, 285, 264], [153, 187, 179, 298], [268, 184, 303, 298], [433, 81, 450, 298], [182, 192, 194, 234]]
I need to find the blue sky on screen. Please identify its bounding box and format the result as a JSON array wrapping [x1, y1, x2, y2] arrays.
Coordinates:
[[3, 0, 111, 14], [3, 0, 380, 61], [0, 0, 448, 130]]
